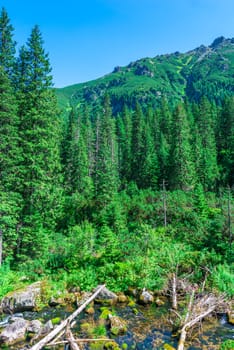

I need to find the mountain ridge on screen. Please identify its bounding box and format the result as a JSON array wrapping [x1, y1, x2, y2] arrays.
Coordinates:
[[56, 36, 234, 113]]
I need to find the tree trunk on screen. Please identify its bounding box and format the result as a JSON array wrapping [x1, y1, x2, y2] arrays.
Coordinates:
[[172, 273, 177, 310]]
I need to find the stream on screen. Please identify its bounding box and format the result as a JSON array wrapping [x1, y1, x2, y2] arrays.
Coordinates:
[[1, 302, 234, 350]]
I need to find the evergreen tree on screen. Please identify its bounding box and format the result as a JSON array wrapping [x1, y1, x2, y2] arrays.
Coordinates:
[[65, 108, 93, 195], [197, 98, 219, 190], [217, 97, 234, 186], [0, 67, 22, 263], [158, 99, 172, 184], [141, 122, 159, 189], [16, 26, 62, 260], [94, 95, 119, 206], [169, 104, 196, 190], [0, 7, 16, 78], [116, 106, 132, 185], [131, 102, 145, 187]]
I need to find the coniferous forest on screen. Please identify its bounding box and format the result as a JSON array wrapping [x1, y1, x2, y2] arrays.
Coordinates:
[[0, 7, 233, 301]]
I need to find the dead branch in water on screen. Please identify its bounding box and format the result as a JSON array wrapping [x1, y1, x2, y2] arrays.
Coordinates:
[[28, 284, 105, 350], [177, 293, 226, 350]]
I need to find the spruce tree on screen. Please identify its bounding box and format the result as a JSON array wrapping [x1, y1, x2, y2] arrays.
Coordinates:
[[131, 102, 145, 187], [218, 97, 234, 186], [0, 67, 22, 264], [169, 104, 196, 190], [0, 7, 16, 78], [197, 98, 219, 190], [16, 26, 62, 260], [94, 95, 119, 206], [116, 106, 132, 185]]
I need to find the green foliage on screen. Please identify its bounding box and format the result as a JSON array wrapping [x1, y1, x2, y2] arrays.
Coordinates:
[[0, 263, 22, 298], [220, 339, 234, 350], [210, 264, 234, 297], [0, 11, 233, 298]]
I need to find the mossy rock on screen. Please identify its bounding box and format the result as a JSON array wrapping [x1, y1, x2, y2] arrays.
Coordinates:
[[51, 317, 61, 325], [163, 344, 176, 350], [110, 316, 127, 336], [117, 293, 128, 303], [85, 306, 95, 315], [100, 307, 112, 319], [155, 297, 165, 306], [95, 298, 117, 306], [80, 322, 93, 334], [127, 300, 136, 308], [104, 341, 121, 350]]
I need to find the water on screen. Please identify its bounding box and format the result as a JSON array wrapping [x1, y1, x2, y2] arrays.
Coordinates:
[[1, 302, 233, 349]]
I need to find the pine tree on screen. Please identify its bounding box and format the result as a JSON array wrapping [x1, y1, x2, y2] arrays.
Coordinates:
[[169, 104, 196, 190], [15, 26, 62, 260], [0, 67, 22, 264], [0, 7, 16, 78]]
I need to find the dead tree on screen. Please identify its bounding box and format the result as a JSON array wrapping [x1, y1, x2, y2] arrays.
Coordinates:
[[177, 293, 225, 350]]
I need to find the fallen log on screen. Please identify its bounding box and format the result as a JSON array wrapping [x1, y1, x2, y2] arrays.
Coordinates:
[[47, 338, 108, 346], [28, 284, 105, 350]]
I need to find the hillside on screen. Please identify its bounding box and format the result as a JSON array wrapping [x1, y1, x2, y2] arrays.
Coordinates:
[[56, 36, 234, 113]]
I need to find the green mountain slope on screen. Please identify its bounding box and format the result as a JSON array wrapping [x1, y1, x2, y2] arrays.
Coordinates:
[[56, 36, 234, 113]]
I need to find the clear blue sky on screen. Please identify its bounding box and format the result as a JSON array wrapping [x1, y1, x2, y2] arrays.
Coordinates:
[[3, 0, 234, 87]]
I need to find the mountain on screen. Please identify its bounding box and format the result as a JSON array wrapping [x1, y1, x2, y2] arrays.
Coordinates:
[[56, 37, 234, 113]]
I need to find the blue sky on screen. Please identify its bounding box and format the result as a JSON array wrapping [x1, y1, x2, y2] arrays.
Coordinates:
[[3, 0, 234, 87]]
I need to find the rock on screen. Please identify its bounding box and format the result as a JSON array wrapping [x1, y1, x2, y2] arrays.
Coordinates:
[[85, 306, 95, 315], [1, 282, 41, 313], [109, 315, 127, 335], [104, 340, 121, 350], [138, 289, 154, 304], [41, 320, 53, 334], [0, 318, 28, 345], [27, 319, 43, 334], [155, 297, 165, 306], [49, 296, 65, 307], [163, 344, 176, 350], [117, 293, 128, 303], [228, 310, 234, 325], [127, 287, 138, 297], [95, 286, 118, 305]]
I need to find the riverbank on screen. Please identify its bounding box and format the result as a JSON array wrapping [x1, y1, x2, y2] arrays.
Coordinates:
[[0, 283, 233, 350]]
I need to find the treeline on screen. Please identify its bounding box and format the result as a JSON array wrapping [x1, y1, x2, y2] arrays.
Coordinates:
[[0, 8, 233, 293]]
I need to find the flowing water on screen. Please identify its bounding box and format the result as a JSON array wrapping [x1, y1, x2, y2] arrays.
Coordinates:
[[1, 302, 234, 350]]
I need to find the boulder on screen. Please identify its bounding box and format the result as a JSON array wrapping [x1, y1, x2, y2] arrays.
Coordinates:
[[117, 293, 128, 303], [138, 288, 154, 304], [94, 286, 118, 305], [49, 296, 65, 307], [109, 315, 127, 335], [27, 319, 43, 334], [41, 320, 53, 334], [1, 282, 41, 313], [0, 318, 28, 345]]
